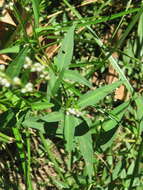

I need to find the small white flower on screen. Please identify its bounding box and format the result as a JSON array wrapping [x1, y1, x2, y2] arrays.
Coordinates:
[[40, 74, 45, 78], [25, 6, 30, 11], [0, 65, 5, 71], [45, 75, 50, 80], [4, 82, 10, 87], [13, 77, 21, 85], [31, 67, 36, 72], [21, 88, 27, 93], [66, 108, 82, 117], [1, 78, 7, 85], [25, 57, 32, 64], [21, 82, 33, 93], [25, 82, 33, 92]]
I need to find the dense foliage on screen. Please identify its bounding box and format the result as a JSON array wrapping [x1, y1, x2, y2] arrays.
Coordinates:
[[0, 0, 143, 189]]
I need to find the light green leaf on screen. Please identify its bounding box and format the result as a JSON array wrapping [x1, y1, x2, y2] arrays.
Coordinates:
[[135, 95, 143, 121], [56, 25, 75, 71], [23, 120, 45, 133], [0, 46, 20, 54], [64, 115, 81, 153], [40, 111, 64, 122], [77, 81, 122, 108], [31, 102, 54, 110], [31, 0, 40, 28], [64, 69, 92, 88], [6, 46, 29, 78]]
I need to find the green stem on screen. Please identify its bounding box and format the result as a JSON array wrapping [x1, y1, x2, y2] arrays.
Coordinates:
[[129, 132, 143, 189], [26, 129, 33, 190]]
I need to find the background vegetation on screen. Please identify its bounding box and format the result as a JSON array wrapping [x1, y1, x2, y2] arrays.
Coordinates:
[[0, 0, 143, 189]]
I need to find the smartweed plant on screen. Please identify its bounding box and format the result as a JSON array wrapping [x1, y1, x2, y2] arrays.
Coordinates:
[[0, 0, 143, 189]]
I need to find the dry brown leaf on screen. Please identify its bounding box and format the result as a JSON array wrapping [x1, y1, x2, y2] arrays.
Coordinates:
[[0, 54, 11, 65], [45, 44, 59, 59], [1, 9, 16, 26]]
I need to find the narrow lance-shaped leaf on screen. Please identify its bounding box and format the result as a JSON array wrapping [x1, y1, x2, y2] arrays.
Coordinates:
[[64, 69, 92, 88], [40, 111, 64, 123], [78, 131, 94, 181], [0, 46, 20, 54], [77, 81, 123, 109], [64, 114, 82, 170], [64, 115, 81, 153], [56, 25, 75, 71], [31, 101, 54, 111], [102, 101, 130, 131], [31, 0, 40, 28], [6, 46, 29, 78]]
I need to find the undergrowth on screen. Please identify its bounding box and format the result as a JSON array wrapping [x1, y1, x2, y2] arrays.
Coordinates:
[[0, 0, 143, 189]]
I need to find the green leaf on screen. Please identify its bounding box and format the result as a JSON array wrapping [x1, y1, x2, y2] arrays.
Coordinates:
[[0, 132, 14, 143], [78, 131, 93, 180], [23, 120, 45, 133], [102, 101, 130, 131], [64, 115, 81, 153], [77, 81, 122, 109], [0, 46, 20, 54], [31, 0, 40, 28], [6, 46, 29, 78], [40, 111, 64, 122], [97, 101, 129, 151], [56, 25, 75, 71], [31, 101, 54, 110], [64, 69, 92, 88], [135, 95, 143, 121]]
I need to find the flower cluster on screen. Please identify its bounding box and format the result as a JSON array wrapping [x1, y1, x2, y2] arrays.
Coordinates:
[[21, 82, 33, 93], [66, 108, 82, 117], [24, 57, 50, 80], [0, 65, 10, 87], [0, 77, 10, 87]]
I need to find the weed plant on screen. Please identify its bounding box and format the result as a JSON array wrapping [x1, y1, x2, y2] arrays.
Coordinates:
[[0, 0, 143, 189]]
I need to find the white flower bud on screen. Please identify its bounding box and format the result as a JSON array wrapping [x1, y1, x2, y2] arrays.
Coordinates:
[[25, 57, 32, 64], [0, 65, 5, 71], [21, 88, 27, 93], [4, 82, 10, 87], [13, 77, 21, 85]]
